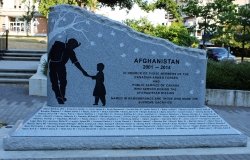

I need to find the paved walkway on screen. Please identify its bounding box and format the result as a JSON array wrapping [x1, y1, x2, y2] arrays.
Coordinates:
[[0, 84, 250, 160], [212, 106, 250, 137], [0, 84, 46, 125]]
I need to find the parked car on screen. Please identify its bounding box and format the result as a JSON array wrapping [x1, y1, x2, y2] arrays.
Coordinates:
[[206, 47, 237, 62]]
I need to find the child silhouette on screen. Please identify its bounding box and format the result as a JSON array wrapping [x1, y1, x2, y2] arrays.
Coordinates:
[[90, 63, 106, 106]]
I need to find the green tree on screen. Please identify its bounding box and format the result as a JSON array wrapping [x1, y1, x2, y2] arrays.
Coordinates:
[[211, 0, 237, 47], [124, 18, 198, 47], [182, 0, 240, 49], [213, 3, 250, 61], [155, 22, 198, 47], [84, 0, 98, 11], [123, 18, 155, 35], [35, 0, 139, 17], [21, 0, 36, 36], [86, 0, 136, 9], [155, 0, 181, 21], [36, 0, 77, 18], [234, 4, 250, 62], [182, 0, 217, 48], [139, 0, 181, 21]]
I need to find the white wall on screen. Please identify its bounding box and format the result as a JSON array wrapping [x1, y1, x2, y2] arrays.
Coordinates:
[[206, 89, 250, 107], [2, 0, 15, 9]]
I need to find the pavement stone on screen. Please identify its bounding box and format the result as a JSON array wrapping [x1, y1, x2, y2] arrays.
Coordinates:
[[211, 106, 250, 137], [0, 84, 46, 125], [0, 84, 250, 160]]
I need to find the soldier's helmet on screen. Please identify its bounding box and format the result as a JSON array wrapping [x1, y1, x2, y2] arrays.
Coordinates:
[[67, 38, 81, 49]]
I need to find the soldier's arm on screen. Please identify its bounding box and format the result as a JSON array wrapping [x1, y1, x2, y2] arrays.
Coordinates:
[[74, 62, 89, 77], [69, 51, 89, 77]]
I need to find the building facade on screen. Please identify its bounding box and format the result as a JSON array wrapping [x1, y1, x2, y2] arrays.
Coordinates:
[[0, 0, 47, 36]]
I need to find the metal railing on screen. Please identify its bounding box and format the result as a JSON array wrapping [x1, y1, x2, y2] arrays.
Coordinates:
[[0, 29, 8, 59]]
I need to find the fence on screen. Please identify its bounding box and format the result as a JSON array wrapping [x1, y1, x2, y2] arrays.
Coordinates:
[[0, 29, 9, 59]]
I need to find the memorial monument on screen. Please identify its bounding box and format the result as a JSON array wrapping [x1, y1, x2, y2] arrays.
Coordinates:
[[3, 4, 247, 150]]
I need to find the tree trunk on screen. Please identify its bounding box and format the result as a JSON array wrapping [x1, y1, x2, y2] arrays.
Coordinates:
[[241, 25, 246, 63], [202, 17, 207, 49]]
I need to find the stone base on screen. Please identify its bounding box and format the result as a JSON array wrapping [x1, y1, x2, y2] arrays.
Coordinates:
[[29, 74, 47, 96], [29, 53, 47, 97], [3, 134, 247, 151], [3, 106, 248, 151]]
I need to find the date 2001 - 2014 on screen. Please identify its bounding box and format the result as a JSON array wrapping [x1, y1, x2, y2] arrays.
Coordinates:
[[143, 65, 170, 70]]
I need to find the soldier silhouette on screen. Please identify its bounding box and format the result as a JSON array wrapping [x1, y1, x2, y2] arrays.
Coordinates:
[[90, 63, 106, 106], [48, 38, 89, 104]]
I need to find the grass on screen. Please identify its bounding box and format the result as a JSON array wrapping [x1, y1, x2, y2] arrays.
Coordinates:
[[8, 36, 47, 43], [8, 36, 47, 50]]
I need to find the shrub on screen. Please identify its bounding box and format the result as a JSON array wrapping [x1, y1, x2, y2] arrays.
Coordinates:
[[124, 18, 198, 47], [42, 61, 48, 76], [206, 60, 250, 90], [0, 121, 7, 128]]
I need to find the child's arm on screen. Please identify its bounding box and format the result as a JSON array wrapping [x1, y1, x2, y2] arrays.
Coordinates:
[[90, 75, 96, 79]]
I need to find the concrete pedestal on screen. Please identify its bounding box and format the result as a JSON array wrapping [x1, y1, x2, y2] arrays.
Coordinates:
[[3, 106, 247, 151]]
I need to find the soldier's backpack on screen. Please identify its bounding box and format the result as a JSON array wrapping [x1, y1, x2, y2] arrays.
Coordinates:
[[48, 41, 66, 62]]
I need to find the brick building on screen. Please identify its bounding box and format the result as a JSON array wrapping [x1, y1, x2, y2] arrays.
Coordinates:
[[0, 0, 47, 36]]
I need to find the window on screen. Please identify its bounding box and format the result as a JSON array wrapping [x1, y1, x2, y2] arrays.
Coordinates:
[[197, 30, 202, 36]]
